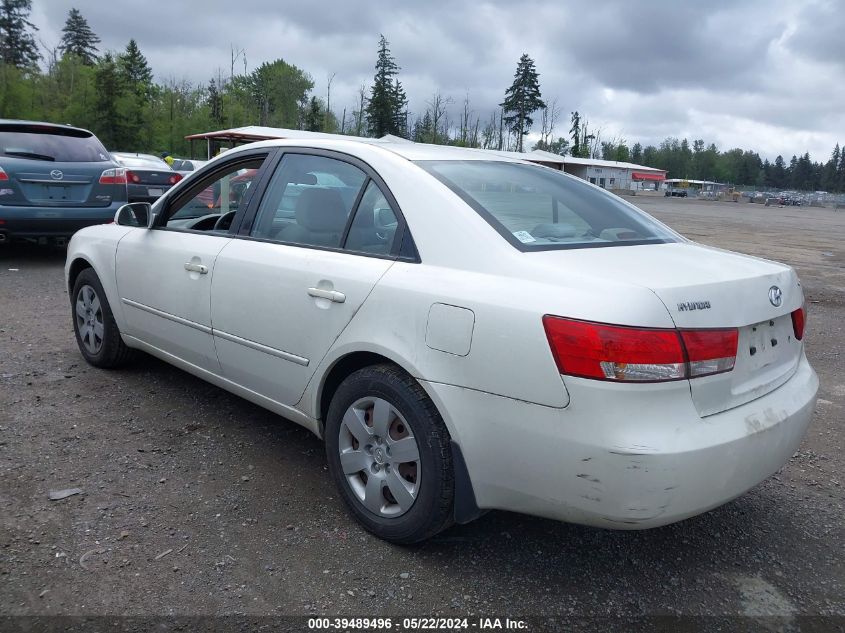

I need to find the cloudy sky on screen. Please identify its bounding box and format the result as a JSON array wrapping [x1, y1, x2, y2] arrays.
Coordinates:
[[30, 0, 844, 161]]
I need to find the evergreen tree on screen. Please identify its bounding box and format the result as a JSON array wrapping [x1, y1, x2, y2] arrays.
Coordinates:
[[93, 53, 124, 148], [500, 53, 544, 152], [570, 111, 581, 157], [59, 7, 100, 66], [114, 40, 154, 148], [305, 95, 323, 131], [771, 155, 787, 189], [208, 78, 223, 125], [791, 153, 813, 190], [761, 159, 772, 187], [679, 138, 692, 176], [631, 142, 643, 163], [822, 143, 840, 191], [412, 111, 433, 143], [366, 35, 407, 138], [391, 79, 408, 137], [642, 145, 658, 167], [118, 39, 152, 95], [0, 0, 39, 68], [837, 143, 845, 192]]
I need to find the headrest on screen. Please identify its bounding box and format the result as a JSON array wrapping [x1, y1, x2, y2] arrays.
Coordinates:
[[295, 188, 348, 232]]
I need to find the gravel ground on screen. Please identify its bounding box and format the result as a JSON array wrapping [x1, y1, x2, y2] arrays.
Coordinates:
[[0, 196, 843, 625]]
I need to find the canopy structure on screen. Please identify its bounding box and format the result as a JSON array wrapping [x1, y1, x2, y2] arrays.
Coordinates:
[[183, 126, 377, 159]]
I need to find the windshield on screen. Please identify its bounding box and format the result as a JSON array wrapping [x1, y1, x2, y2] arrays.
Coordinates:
[[0, 125, 111, 163], [419, 160, 680, 251]]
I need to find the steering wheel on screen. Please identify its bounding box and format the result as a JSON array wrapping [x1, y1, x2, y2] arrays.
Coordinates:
[[213, 210, 237, 232]]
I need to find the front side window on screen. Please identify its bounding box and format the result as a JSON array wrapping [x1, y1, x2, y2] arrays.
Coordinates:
[[166, 158, 265, 225], [419, 160, 680, 251], [250, 154, 367, 248]]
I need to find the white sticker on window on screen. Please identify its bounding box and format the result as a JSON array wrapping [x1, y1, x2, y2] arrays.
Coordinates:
[[513, 230, 536, 243]]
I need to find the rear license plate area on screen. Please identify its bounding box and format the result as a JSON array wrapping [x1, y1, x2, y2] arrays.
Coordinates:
[[148, 188, 163, 197], [40, 185, 69, 200], [744, 318, 789, 372]]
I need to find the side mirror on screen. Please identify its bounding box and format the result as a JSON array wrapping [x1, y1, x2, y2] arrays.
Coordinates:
[[115, 202, 152, 228]]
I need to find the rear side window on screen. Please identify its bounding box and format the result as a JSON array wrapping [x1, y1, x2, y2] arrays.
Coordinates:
[[0, 125, 111, 163], [345, 181, 399, 255], [419, 160, 679, 251]]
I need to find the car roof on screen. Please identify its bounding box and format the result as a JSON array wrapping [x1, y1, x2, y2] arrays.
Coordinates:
[[374, 140, 527, 162], [235, 137, 528, 164]]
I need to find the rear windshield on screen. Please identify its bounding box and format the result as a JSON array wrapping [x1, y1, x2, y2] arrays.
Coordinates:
[[0, 125, 111, 163], [419, 160, 679, 251], [113, 154, 171, 170]]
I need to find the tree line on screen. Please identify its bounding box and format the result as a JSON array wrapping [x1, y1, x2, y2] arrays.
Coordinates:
[[1, 1, 843, 191]]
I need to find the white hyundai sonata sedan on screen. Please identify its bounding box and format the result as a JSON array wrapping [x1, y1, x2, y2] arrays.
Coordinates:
[[65, 139, 818, 543]]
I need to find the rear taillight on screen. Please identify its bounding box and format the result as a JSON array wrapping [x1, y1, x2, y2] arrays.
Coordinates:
[[791, 306, 806, 341], [168, 173, 182, 185], [0, 166, 8, 181], [126, 170, 141, 184], [99, 167, 127, 185], [542, 316, 738, 383], [542, 317, 685, 381], [680, 329, 738, 377]]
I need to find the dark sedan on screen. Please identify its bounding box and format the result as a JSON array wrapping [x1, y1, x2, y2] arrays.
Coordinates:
[[0, 119, 127, 244], [110, 152, 182, 203]]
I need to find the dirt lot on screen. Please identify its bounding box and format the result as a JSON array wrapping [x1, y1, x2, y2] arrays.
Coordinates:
[[1, 196, 843, 624]]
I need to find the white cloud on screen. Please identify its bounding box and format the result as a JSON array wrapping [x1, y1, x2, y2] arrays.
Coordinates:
[[29, 0, 844, 161]]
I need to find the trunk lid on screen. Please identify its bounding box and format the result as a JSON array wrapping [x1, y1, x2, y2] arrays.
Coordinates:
[[128, 169, 176, 185], [5, 159, 118, 208], [530, 242, 804, 415]]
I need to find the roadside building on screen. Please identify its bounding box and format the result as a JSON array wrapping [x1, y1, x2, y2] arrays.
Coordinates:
[[533, 153, 666, 191]]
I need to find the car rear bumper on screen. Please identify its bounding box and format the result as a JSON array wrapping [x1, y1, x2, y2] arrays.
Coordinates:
[[0, 202, 124, 239], [127, 184, 171, 203], [422, 352, 817, 529]]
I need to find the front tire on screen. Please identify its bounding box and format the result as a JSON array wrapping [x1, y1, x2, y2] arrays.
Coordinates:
[[71, 268, 133, 368], [325, 364, 454, 544]]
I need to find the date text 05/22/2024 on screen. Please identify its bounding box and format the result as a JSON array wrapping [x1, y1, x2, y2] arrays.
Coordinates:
[[307, 617, 529, 630]]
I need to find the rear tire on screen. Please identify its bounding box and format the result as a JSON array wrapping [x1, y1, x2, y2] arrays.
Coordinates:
[[71, 268, 134, 368], [325, 364, 454, 544]]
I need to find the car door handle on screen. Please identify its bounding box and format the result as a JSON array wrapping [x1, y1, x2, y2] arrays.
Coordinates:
[[307, 287, 346, 303], [184, 262, 208, 274]]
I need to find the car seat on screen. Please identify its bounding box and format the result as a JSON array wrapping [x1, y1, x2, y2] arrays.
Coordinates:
[[275, 188, 348, 247]]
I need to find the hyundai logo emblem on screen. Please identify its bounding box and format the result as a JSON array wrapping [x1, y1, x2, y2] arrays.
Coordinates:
[[768, 286, 783, 307], [50, 169, 63, 180]]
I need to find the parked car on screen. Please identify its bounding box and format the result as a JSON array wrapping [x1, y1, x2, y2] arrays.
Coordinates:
[[110, 152, 182, 203], [0, 119, 127, 245], [170, 158, 209, 176], [65, 139, 818, 543], [664, 187, 688, 197]]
